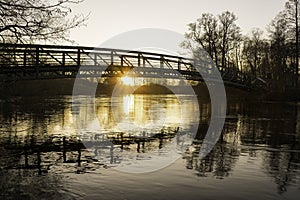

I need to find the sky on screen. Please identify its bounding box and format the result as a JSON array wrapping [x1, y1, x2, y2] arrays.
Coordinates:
[[68, 0, 286, 47]]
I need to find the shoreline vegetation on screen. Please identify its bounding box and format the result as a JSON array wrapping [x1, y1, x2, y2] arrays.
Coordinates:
[[0, 79, 298, 101], [182, 3, 300, 93]]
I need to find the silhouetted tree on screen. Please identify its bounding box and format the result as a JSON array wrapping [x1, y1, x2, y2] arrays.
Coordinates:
[[268, 14, 290, 90], [182, 1, 300, 90], [182, 13, 219, 65], [243, 28, 270, 77], [182, 11, 241, 69], [0, 0, 88, 43], [218, 11, 241, 69], [284, 0, 300, 80]]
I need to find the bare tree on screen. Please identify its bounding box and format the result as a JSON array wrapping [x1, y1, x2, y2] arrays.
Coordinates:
[[182, 11, 241, 69], [182, 13, 219, 65], [0, 0, 88, 43], [268, 14, 289, 91], [243, 28, 269, 77], [284, 0, 299, 80], [218, 11, 241, 69]]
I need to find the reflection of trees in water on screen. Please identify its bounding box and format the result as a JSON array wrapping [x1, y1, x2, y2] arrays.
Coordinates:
[[0, 96, 186, 174], [1, 96, 300, 196], [0, 97, 85, 198], [237, 102, 300, 193], [183, 117, 240, 179], [184, 141, 240, 178], [262, 147, 300, 194], [0, 97, 105, 171], [0, 168, 74, 199], [183, 101, 300, 194], [79, 95, 200, 165], [183, 101, 242, 178]]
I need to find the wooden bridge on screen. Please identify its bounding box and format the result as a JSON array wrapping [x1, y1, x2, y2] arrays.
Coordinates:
[[0, 43, 254, 88]]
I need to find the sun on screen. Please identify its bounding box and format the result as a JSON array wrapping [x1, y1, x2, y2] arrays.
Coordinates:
[[120, 76, 135, 86]]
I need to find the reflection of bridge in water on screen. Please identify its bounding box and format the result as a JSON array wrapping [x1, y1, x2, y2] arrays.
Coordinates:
[[2, 127, 181, 175], [0, 43, 254, 89], [0, 94, 205, 175], [0, 96, 300, 194]]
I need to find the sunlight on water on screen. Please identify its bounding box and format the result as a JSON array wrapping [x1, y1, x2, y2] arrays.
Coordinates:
[[0, 96, 300, 199], [122, 95, 135, 115], [120, 75, 144, 86], [120, 76, 135, 86]]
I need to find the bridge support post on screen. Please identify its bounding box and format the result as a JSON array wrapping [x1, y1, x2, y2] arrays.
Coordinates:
[[23, 51, 26, 67], [23, 51, 26, 77], [94, 54, 97, 66], [138, 53, 141, 67], [121, 56, 123, 67], [110, 51, 114, 65], [77, 49, 81, 66], [35, 47, 39, 77], [62, 52, 66, 75], [160, 56, 164, 68]]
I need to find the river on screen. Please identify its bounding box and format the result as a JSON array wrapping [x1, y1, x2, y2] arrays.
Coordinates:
[[0, 94, 299, 199]]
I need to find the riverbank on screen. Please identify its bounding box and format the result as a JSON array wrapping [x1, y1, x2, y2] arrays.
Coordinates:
[[0, 79, 298, 102]]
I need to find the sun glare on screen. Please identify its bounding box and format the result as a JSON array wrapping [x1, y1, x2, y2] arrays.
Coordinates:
[[120, 76, 135, 86]]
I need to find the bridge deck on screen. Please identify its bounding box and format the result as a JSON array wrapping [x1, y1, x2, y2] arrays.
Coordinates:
[[0, 43, 253, 88]]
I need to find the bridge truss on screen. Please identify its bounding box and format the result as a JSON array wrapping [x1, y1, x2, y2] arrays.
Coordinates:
[[0, 43, 253, 88]]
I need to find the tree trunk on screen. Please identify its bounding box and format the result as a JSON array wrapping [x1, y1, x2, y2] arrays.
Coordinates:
[[296, 0, 299, 86]]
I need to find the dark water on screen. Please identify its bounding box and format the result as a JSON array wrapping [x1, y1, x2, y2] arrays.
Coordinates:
[[0, 95, 299, 200]]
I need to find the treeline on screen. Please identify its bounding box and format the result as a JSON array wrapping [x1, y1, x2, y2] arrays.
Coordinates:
[[182, 0, 300, 90]]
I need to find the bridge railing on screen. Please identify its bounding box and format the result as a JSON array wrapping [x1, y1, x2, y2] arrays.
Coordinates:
[[0, 43, 253, 88], [0, 43, 193, 68]]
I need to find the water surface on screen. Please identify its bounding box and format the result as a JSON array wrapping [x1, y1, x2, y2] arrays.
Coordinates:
[[0, 95, 299, 199]]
